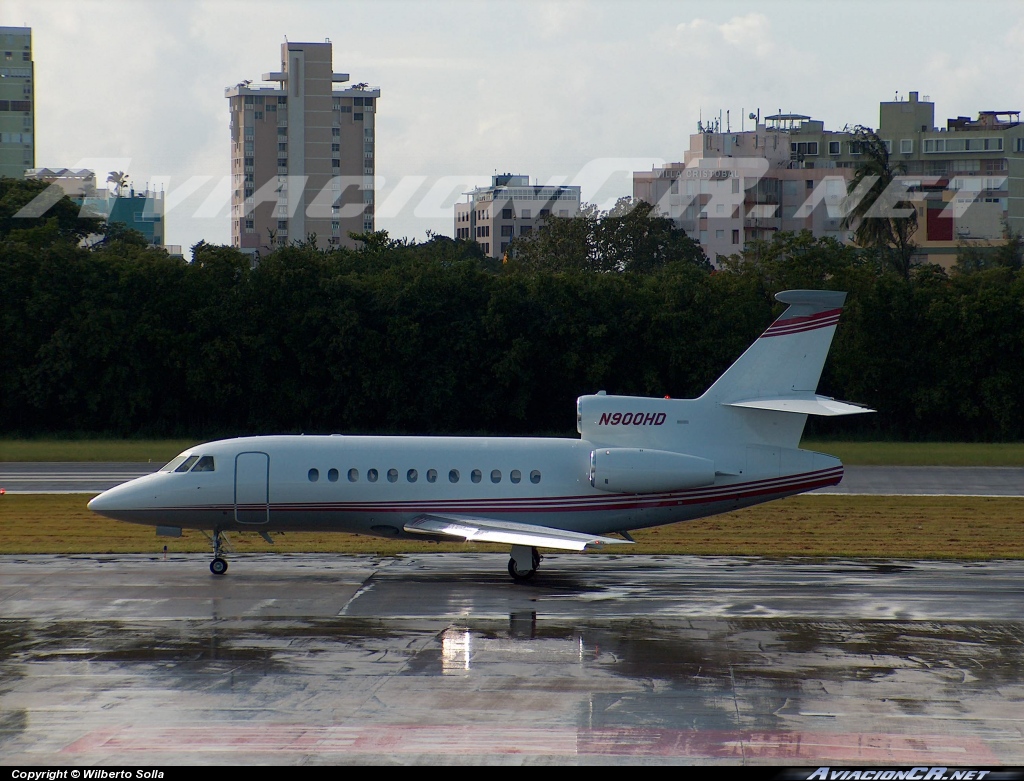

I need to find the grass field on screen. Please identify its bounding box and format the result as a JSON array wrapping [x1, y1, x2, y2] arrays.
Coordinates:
[[2, 493, 1022, 559], [4, 438, 1024, 465]]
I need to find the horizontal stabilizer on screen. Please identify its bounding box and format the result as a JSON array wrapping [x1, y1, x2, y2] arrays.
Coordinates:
[[725, 394, 874, 416], [405, 514, 633, 551]]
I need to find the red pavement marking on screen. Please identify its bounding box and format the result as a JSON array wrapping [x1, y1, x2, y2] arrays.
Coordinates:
[[61, 725, 999, 761]]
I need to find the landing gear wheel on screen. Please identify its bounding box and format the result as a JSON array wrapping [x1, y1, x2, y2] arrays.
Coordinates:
[[508, 544, 541, 583], [508, 558, 536, 583], [210, 557, 228, 576]]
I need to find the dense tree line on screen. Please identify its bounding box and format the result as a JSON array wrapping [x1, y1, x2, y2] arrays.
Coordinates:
[[2, 177, 1023, 441]]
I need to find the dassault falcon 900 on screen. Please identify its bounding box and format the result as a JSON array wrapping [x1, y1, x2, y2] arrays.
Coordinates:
[[88, 290, 871, 581]]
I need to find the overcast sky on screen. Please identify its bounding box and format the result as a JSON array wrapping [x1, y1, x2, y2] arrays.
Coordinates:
[[5, 0, 1023, 251]]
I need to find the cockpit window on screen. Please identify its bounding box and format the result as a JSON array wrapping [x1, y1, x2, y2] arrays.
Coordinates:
[[175, 455, 199, 473], [160, 455, 189, 472], [191, 456, 215, 472]]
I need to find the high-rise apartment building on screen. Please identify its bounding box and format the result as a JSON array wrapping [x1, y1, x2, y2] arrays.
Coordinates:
[[636, 92, 1024, 267], [455, 174, 582, 259], [0, 26, 34, 179], [226, 39, 377, 254]]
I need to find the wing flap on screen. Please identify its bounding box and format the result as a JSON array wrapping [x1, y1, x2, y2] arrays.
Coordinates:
[[404, 514, 632, 551]]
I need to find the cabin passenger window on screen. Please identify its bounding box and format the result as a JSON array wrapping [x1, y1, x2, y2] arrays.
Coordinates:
[[328, 468, 339, 482], [427, 469, 437, 483], [491, 469, 501, 483], [367, 468, 378, 483], [387, 468, 398, 483], [530, 470, 541, 484], [510, 470, 521, 484], [191, 456, 215, 472], [347, 468, 358, 482], [175, 456, 199, 473], [308, 468, 319, 482], [407, 469, 418, 483], [471, 469, 482, 483], [449, 469, 460, 483]]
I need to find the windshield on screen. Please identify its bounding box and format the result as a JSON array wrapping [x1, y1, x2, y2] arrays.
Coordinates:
[[160, 454, 191, 472]]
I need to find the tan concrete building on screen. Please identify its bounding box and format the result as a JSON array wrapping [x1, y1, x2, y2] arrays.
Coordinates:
[[635, 92, 1024, 268], [226, 39, 378, 254], [455, 174, 581, 259], [0, 26, 34, 179]]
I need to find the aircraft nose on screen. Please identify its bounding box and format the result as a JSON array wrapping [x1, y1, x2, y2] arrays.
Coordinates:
[[88, 481, 142, 517], [87, 489, 115, 515]]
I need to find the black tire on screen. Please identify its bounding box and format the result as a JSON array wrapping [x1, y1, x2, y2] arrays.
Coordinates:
[[508, 558, 536, 583], [210, 557, 228, 576]]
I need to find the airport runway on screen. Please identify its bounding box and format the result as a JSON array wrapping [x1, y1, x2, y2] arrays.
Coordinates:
[[2, 461, 1024, 495], [0, 553, 1022, 765]]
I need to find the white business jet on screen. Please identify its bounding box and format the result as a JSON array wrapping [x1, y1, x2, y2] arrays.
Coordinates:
[[89, 289, 871, 581]]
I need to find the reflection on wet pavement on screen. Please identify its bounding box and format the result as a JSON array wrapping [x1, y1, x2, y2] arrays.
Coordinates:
[[0, 554, 1021, 764]]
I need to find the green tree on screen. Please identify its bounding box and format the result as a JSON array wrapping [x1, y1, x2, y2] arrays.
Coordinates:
[[0, 177, 104, 243], [842, 126, 918, 279]]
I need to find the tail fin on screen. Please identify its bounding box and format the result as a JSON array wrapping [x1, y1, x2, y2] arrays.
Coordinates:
[[701, 290, 869, 416]]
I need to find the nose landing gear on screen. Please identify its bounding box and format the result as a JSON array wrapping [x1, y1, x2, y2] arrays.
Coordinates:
[[208, 529, 228, 575]]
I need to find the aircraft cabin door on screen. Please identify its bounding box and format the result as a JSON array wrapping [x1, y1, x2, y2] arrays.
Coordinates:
[[235, 451, 270, 524]]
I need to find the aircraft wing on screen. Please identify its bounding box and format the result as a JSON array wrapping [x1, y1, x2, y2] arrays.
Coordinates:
[[404, 514, 633, 551]]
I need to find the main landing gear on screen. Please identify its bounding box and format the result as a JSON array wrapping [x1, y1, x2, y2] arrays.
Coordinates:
[[508, 545, 541, 583], [209, 529, 228, 575]]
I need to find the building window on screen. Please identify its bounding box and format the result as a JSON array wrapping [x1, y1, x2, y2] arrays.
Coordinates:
[[502, 208, 512, 219], [354, 112, 363, 121], [521, 209, 531, 218], [332, 127, 340, 137], [828, 141, 840, 155], [278, 220, 288, 230], [901, 139, 913, 154], [500, 225, 513, 236], [332, 143, 340, 152], [732, 229, 740, 244], [520, 225, 532, 236]]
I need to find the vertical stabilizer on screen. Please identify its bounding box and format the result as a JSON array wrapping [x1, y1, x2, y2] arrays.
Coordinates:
[[701, 290, 847, 405]]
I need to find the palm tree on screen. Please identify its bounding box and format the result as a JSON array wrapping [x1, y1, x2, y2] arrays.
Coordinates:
[[106, 171, 129, 197], [842, 126, 918, 279]]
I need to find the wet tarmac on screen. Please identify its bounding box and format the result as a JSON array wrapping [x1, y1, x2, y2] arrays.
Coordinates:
[[0, 553, 1022, 765]]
